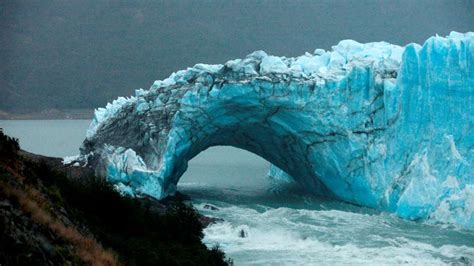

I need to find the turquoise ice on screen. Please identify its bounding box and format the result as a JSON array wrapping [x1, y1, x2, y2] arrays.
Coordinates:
[[80, 32, 474, 227]]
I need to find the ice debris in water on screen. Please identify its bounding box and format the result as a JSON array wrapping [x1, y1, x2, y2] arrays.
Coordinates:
[[79, 32, 474, 227]]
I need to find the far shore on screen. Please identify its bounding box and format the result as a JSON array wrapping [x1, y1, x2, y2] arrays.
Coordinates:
[[0, 109, 94, 120]]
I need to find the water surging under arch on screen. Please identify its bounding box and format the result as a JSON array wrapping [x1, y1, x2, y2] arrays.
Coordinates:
[[80, 32, 474, 227]]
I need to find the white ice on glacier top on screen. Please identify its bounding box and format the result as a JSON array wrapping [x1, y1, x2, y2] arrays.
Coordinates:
[[81, 32, 474, 227], [86, 35, 406, 139]]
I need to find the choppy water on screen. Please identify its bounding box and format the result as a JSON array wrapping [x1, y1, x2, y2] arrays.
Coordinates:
[[2, 120, 474, 265]]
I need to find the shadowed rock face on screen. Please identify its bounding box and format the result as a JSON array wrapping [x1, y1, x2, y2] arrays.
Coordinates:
[[80, 32, 474, 227]]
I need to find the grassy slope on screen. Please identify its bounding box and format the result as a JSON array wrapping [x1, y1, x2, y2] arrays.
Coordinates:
[[0, 131, 231, 265]]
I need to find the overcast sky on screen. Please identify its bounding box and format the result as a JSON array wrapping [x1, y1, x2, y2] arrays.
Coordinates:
[[1, 0, 473, 111]]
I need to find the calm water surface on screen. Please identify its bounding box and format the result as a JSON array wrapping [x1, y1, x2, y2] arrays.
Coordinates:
[[0, 120, 91, 157], [2, 120, 474, 265]]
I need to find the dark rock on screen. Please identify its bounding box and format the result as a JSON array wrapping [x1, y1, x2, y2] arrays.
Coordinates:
[[203, 204, 219, 211], [36, 234, 54, 256], [19, 150, 63, 168], [459, 256, 470, 265], [199, 216, 224, 227], [161, 191, 191, 202], [0, 200, 12, 210], [136, 195, 168, 215]]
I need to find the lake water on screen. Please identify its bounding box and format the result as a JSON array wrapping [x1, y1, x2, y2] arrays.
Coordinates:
[[2, 120, 474, 265]]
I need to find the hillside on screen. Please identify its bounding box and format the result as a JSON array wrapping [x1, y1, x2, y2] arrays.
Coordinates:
[[0, 131, 231, 265]]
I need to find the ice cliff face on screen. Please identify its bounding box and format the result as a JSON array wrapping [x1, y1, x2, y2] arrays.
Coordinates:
[[80, 32, 474, 227]]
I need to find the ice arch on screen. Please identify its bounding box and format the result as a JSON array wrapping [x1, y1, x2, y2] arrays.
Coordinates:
[[80, 32, 474, 226]]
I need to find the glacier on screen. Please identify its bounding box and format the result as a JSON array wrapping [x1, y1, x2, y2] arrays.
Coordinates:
[[80, 32, 474, 227]]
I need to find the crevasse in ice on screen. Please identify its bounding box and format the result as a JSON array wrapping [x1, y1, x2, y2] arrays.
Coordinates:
[[80, 32, 474, 227]]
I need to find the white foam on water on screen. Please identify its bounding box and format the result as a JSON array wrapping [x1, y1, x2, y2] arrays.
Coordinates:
[[180, 146, 474, 265], [197, 204, 474, 265]]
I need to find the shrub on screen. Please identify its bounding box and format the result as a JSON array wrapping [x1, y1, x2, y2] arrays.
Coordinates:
[[33, 160, 231, 265], [0, 130, 20, 158], [0, 131, 231, 265]]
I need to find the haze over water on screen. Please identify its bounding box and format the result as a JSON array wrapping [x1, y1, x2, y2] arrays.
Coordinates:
[[2, 120, 474, 265]]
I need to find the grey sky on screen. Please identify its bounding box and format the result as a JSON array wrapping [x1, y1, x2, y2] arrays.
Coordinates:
[[1, 0, 473, 111]]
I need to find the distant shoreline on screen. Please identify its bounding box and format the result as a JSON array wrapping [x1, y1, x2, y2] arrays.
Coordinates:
[[0, 109, 94, 120]]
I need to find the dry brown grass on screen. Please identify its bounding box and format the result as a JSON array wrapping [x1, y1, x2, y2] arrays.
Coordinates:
[[25, 185, 51, 209], [2, 163, 25, 182], [0, 174, 120, 266]]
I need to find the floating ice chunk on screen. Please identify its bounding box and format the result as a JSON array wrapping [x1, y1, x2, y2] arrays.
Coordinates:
[[63, 155, 80, 165]]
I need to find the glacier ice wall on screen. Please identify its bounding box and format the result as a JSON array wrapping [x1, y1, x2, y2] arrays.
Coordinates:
[[80, 32, 474, 227]]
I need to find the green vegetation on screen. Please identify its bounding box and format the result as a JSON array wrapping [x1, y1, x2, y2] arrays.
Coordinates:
[[36, 166, 230, 265], [0, 130, 232, 265], [0, 131, 19, 159], [34, 165, 230, 265]]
